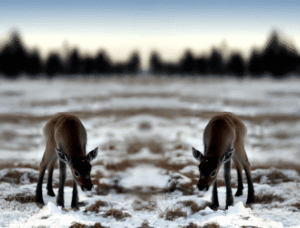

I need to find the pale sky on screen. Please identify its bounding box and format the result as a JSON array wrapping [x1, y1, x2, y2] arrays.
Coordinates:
[[0, 0, 299, 67]]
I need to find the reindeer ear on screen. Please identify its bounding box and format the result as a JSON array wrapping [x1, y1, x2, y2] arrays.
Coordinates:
[[55, 149, 71, 164], [220, 148, 235, 164], [192, 147, 204, 162], [87, 147, 98, 162]]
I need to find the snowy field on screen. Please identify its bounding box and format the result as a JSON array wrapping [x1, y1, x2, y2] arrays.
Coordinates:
[[0, 75, 300, 228]]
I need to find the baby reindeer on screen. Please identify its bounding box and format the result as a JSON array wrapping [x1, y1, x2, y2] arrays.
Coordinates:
[[35, 113, 98, 209], [192, 112, 254, 209]]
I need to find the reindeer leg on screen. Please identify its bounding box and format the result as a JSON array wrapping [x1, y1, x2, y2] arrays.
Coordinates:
[[35, 161, 47, 205], [47, 157, 57, 197], [233, 158, 244, 197], [36, 149, 52, 205], [211, 180, 219, 210], [224, 160, 234, 209], [71, 180, 79, 210], [56, 161, 66, 208], [244, 163, 255, 204]]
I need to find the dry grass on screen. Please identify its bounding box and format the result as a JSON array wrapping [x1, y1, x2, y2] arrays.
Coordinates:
[[126, 137, 164, 154], [216, 179, 237, 188], [254, 193, 285, 204], [250, 143, 273, 150], [100, 141, 118, 151], [267, 91, 300, 98], [94, 181, 124, 195], [156, 160, 194, 173], [240, 114, 300, 124], [127, 141, 144, 154], [181, 223, 220, 228], [94, 179, 168, 197], [0, 130, 17, 141], [290, 202, 300, 210], [84, 200, 108, 213], [69, 222, 108, 228], [132, 200, 157, 211], [148, 139, 164, 154], [136, 220, 154, 228], [28, 100, 67, 107], [1, 90, 24, 97], [129, 187, 168, 200], [53, 179, 73, 188], [180, 183, 195, 195], [103, 208, 131, 221], [0, 170, 38, 184], [270, 132, 295, 140], [223, 98, 263, 107], [105, 160, 135, 171], [240, 226, 261, 228], [173, 142, 190, 151], [161, 207, 187, 221], [0, 114, 50, 124], [1, 110, 299, 125], [0, 163, 39, 170], [138, 121, 153, 131], [179, 200, 210, 215], [5, 193, 35, 204], [91, 171, 105, 180], [252, 162, 300, 176]]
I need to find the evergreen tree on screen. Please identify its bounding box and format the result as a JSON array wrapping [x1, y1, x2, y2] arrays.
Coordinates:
[[127, 52, 140, 74], [227, 53, 246, 77], [208, 49, 224, 75], [180, 50, 195, 74], [195, 56, 209, 75], [45, 53, 63, 78], [25, 49, 42, 77], [66, 48, 81, 75], [248, 49, 264, 76], [150, 52, 163, 74], [94, 51, 111, 74]]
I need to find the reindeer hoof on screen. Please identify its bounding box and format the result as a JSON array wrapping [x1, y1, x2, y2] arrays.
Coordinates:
[[56, 199, 64, 208], [71, 206, 79, 211], [35, 196, 44, 205], [210, 204, 219, 211], [246, 196, 255, 205], [47, 190, 55, 197], [235, 190, 243, 197]]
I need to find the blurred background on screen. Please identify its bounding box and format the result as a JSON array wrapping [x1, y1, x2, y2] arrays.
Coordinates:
[[0, 0, 300, 79], [0, 0, 300, 189], [1, 2, 300, 226]]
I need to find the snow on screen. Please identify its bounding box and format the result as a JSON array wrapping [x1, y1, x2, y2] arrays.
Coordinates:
[[0, 76, 300, 227], [119, 165, 169, 189]]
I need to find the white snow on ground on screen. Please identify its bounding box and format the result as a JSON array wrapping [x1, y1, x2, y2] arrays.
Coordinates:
[[0, 76, 300, 227]]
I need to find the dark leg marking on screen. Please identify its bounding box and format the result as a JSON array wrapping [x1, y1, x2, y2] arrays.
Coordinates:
[[47, 159, 57, 197], [71, 180, 79, 210], [235, 163, 244, 197], [211, 180, 219, 209], [56, 161, 66, 208], [35, 166, 47, 205], [244, 167, 255, 204], [224, 160, 233, 209]]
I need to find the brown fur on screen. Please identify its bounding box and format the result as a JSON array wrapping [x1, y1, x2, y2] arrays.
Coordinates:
[[35, 113, 98, 209], [193, 112, 254, 209]]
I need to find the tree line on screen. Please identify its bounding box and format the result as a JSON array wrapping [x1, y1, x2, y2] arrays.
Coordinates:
[[0, 30, 299, 79], [0, 31, 140, 79], [150, 31, 300, 78]]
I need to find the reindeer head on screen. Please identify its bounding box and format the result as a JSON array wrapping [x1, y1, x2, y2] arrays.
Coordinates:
[[192, 147, 234, 191], [55, 147, 98, 191]]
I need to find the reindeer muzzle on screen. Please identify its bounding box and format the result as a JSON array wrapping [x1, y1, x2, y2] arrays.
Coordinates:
[[197, 183, 209, 191], [82, 184, 93, 191]]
